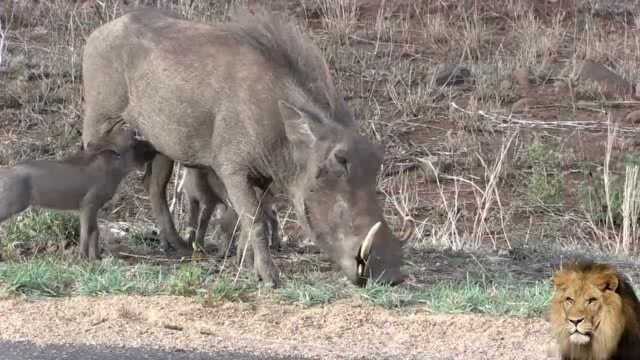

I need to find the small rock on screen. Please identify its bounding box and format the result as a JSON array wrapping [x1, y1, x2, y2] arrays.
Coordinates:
[[434, 64, 471, 86], [575, 60, 632, 98], [625, 110, 640, 124], [512, 67, 530, 92]]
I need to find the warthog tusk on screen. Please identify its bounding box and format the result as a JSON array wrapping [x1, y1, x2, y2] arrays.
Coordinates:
[[359, 221, 381, 260]]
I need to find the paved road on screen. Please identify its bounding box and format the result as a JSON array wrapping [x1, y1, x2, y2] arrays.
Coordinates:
[[0, 341, 305, 360]]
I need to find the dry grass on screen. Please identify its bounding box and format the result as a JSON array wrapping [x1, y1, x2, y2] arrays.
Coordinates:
[[1, 0, 640, 270]]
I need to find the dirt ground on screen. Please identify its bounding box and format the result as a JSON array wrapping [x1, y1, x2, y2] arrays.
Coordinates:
[[0, 295, 554, 359]]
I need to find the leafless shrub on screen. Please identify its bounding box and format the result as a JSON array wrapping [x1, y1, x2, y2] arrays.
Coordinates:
[[621, 164, 640, 253], [513, 10, 566, 73], [415, 130, 516, 251], [0, 18, 7, 72], [314, 0, 358, 41]]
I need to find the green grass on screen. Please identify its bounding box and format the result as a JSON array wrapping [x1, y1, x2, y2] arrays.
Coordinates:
[[276, 276, 551, 317], [74, 260, 167, 296], [355, 279, 551, 316], [204, 276, 257, 304], [279, 279, 340, 306], [424, 280, 552, 317], [0, 257, 75, 297], [0, 257, 206, 297], [167, 263, 208, 296], [0, 256, 552, 317], [2, 209, 80, 246]]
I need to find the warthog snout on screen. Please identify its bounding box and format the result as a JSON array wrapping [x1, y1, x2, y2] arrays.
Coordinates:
[[341, 221, 405, 287], [294, 127, 405, 286]]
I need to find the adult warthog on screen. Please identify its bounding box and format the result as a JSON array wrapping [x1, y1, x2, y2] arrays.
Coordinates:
[[82, 8, 404, 287]]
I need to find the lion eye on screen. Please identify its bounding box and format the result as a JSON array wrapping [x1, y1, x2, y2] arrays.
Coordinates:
[[565, 297, 574, 304], [587, 297, 597, 304]]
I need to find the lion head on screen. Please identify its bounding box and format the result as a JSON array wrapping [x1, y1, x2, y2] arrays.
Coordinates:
[[550, 262, 640, 360]]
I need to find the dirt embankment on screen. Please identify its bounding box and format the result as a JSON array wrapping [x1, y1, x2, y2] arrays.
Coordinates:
[[0, 296, 554, 359]]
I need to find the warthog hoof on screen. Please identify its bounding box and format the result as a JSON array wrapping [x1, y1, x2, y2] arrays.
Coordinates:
[[160, 234, 191, 253], [255, 261, 280, 288], [78, 251, 101, 261], [254, 266, 280, 289]]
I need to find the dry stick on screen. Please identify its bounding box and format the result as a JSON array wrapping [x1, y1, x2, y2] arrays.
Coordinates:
[[118, 252, 188, 263], [0, 18, 7, 71], [622, 165, 640, 254], [494, 184, 511, 249], [218, 210, 241, 276], [169, 162, 183, 214], [382, 171, 417, 242], [232, 188, 271, 286], [450, 102, 640, 133], [471, 131, 518, 249], [418, 159, 463, 249], [604, 117, 620, 252]]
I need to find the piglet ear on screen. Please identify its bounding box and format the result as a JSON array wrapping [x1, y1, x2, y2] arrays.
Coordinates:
[[279, 100, 317, 147], [85, 140, 113, 154]]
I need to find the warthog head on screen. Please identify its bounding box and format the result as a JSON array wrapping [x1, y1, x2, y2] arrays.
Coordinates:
[[85, 129, 156, 171], [280, 101, 405, 286]]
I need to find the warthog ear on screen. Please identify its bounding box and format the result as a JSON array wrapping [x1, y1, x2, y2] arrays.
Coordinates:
[[279, 100, 316, 146]]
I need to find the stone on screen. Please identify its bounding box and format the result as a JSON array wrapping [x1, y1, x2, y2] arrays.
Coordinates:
[[624, 110, 640, 124], [434, 64, 471, 86], [575, 60, 632, 99]]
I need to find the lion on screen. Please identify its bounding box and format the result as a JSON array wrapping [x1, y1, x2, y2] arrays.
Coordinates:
[[550, 261, 640, 360]]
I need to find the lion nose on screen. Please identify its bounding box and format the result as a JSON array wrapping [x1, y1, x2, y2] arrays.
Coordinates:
[[569, 317, 584, 326]]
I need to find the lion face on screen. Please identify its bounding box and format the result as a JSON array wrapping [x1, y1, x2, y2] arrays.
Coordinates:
[[550, 263, 627, 360], [558, 280, 608, 345]]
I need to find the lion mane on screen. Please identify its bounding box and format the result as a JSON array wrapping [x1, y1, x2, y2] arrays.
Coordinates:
[[550, 261, 640, 360]]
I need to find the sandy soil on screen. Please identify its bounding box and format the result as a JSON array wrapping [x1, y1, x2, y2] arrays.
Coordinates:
[[0, 296, 555, 359]]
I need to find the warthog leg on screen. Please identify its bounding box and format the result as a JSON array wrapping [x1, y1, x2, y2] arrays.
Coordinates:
[[0, 175, 30, 259], [79, 203, 101, 259], [221, 172, 279, 287], [193, 200, 215, 250], [147, 154, 190, 252], [185, 195, 200, 245], [187, 194, 200, 244], [266, 207, 281, 251], [258, 190, 281, 252]]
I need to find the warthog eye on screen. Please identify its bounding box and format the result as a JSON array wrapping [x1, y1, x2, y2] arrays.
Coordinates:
[[106, 150, 121, 159]]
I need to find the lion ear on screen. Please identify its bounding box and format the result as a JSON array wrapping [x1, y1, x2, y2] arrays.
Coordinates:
[[552, 272, 570, 292], [594, 272, 619, 292]]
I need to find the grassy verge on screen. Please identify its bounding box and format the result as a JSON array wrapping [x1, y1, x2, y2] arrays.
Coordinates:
[[0, 256, 552, 317]]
